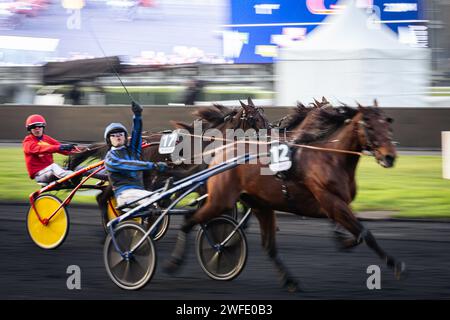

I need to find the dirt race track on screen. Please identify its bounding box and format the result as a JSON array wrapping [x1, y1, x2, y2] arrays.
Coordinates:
[[1, 203, 449, 300]]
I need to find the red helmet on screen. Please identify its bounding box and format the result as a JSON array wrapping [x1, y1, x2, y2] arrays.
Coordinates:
[[25, 114, 46, 130]]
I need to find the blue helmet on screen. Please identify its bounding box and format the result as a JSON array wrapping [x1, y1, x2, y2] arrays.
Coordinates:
[[104, 123, 128, 146]]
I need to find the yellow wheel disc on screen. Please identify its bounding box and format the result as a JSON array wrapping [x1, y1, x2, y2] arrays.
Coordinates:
[[107, 196, 120, 222], [106, 197, 169, 241], [27, 195, 69, 249], [106, 196, 142, 224]]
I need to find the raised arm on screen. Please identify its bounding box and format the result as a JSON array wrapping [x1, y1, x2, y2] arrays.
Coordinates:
[[130, 101, 143, 158]]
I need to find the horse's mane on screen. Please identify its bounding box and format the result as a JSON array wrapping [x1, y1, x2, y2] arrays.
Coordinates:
[[293, 105, 359, 144], [192, 104, 238, 126], [170, 104, 239, 132], [276, 97, 334, 131], [276, 102, 314, 131]]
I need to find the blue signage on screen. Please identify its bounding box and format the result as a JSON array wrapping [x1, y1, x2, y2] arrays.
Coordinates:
[[227, 0, 424, 63]]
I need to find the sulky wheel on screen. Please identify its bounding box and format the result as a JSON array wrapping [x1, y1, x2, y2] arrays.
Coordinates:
[[141, 210, 170, 241], [196, 216, 247, 281], [104, 196, 169, 241], [27, 194, 69, 250], [104, 222, 156, 290]]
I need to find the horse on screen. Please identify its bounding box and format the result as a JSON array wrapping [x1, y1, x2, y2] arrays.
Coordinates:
[[164, 100, 404, 292]]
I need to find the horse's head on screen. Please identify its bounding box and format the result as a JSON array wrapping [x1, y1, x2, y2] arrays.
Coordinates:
[[356, 100, 396, 168], [237, 97, 270, 130]]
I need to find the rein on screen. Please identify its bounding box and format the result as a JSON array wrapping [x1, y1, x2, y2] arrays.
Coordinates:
[[174, 132, 365, 162]]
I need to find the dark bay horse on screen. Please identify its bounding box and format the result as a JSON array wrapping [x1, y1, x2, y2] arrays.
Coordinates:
[[164, 101, 404, 292]]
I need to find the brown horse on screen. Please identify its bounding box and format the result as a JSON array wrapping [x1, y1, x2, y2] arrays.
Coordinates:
[[164, 101, 404, 292]]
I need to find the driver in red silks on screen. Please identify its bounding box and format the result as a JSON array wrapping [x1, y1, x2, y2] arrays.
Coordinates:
[[22, 114, 76, 184]]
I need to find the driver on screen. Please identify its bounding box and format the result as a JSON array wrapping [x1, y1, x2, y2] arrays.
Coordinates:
[[23, 114, 76, 184], [104, 101, 168, 207]]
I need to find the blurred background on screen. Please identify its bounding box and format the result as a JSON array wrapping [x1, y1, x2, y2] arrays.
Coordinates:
[[0, 0, 448, 107]]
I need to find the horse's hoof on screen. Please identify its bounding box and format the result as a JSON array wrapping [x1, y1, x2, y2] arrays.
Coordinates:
[[282, 277, 300, 293], [333, 230, 360, 252], [287, 281, 299, 293], [163, 257, 183, 275], [395, 261, 406, 280]]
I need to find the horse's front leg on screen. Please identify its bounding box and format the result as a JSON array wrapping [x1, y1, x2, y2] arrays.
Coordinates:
[[313, 189, 406, 279], [333, 222, 363, 250]]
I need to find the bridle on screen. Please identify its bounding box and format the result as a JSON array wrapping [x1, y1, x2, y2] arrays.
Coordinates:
[[239, 106, 271, 130], [357, 115, 394, 154], [357, 119, 375, 153]]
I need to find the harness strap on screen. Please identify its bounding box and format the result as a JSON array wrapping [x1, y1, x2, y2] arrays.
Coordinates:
[[274, 145, 299, 206]]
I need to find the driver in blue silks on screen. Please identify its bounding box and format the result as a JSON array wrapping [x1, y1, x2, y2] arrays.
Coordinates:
[[104, 101, 168, 207]]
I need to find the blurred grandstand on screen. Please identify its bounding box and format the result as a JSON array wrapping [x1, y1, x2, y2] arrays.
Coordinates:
[[0, 0, 449, 106]]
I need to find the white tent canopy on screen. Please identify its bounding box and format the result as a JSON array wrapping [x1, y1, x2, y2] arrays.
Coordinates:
[[275, 0, 430, 107]]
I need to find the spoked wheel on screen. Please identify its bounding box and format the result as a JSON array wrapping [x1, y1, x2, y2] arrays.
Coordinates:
[[196, 216, 247, 281], [104, 197, 169, 241], [104, 222, 156, 290], [27, 194, 69, 250], [142, 209, 170, 241]]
